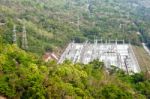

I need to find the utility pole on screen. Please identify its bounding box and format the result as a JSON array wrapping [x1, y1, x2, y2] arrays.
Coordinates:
[[66, 0, 72, 10], [88, 0, 92, 17], [13, 25, 17, 45], [115, 38, 118, 45], [100, 38, 103, 44], [106, 39, 108, 45], [22, 25, 28, 50], [123, 39, 125, 45], [77, 14, 80, 31], [124, 56, 129, 74]]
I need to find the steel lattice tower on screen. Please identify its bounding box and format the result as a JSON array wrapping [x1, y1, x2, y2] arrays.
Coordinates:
[[13, 25, 17, 44], [22, 26, 28, 50]]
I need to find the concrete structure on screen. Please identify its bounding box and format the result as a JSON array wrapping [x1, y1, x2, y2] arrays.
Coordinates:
[[58, 40, 141, 73]]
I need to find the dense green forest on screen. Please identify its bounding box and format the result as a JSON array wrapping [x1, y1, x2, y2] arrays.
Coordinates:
[[0, 43, 150, 99], [0, 0, 150, 54]]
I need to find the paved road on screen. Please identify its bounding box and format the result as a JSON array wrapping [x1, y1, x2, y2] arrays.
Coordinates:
[[142, 43, 150, 56]]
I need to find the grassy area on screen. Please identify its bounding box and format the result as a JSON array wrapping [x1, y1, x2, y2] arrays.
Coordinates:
[[133, 46, 150, 72]]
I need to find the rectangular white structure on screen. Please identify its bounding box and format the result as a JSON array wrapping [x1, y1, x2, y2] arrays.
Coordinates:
[[58, 41, 141, 73]]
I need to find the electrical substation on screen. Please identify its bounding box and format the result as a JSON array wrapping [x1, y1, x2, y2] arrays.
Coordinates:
[[58, 39, 141, 74]]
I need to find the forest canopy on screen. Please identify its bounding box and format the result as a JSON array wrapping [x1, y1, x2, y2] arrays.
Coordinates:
[[0, 44, 150, 99]]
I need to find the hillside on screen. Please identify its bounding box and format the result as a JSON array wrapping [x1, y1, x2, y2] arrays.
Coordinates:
[[0, 0, 150, 99], [0, 44, 150, 99], [0, 0, 150, 55]]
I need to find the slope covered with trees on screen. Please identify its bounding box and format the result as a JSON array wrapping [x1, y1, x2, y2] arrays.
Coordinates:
[[0, 0, 150, 98], [0, 0, 150, 54], [0, 42, 150, 99]]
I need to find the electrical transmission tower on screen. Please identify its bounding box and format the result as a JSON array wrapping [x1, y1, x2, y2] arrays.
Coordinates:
[[21, 26, 28, 50], [13, 25, 17, 45]]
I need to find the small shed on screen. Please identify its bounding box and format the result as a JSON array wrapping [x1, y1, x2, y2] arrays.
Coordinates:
[[43, 52, 58, 62]]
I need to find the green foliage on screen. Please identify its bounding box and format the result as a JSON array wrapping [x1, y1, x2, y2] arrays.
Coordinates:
[[0, 44, 148, 99], [99, 85, 133, 99], [1, 0, 150, 55], [0, 0, 150, 98], [135, 80, 150, 98], [0, 76, 16, 97]]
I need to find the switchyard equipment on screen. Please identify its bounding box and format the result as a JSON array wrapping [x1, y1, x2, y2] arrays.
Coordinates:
[[58, 40, 141, 73]]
